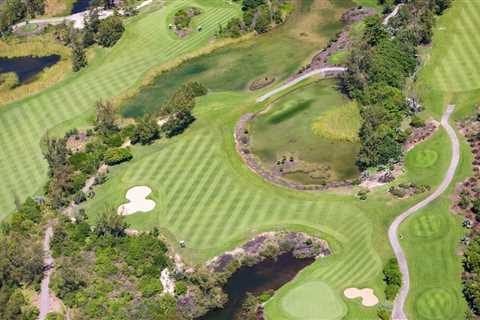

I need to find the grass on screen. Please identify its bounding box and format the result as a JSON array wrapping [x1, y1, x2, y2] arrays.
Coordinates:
[[401, 1, 480, 318], [121, 0, 356, 117], [312, 100, 360, 142], [249, 80, 361, 184], [0, 0, 469, 319], [0, 0, 241, 219], [43, 0, 75, 17], [276, 281, 347, 319], [327, 50, 350, 65]]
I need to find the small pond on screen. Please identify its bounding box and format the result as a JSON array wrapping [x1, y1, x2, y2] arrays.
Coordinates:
[[199, 252, 315, 320], [72, 0, 93, 14], [0, 55, 60, 84]]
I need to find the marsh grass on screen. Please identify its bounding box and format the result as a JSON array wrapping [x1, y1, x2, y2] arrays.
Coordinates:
[[311, 101, 360, 142]]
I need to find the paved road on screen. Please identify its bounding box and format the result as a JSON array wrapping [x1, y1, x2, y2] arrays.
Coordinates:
[[255, 67, 347, 103], [389, 105, 459, 320], [39, 224, 54, 320]]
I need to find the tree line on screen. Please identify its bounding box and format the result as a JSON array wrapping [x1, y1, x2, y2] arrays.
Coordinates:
[[342, 0, 452, 170]]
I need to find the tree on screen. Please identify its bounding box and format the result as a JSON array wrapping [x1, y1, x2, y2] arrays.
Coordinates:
[[71, 40, 87, 72], [131, 116, 160, 145], [254, 5, 272, 34], [363, 15, 388, 47], [43, 136, 68, 176], [94, 100, 118, 135], [83, 8, 100, 47], [94, 206, 128, 237], [161, 110, 195, 138], [96, 16, 124, 47], [25, 0, 45, 17], [383, 258, 401, 300]]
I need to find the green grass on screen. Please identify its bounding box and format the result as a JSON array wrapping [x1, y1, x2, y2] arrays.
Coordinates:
[[121, 0, 356, 117], [312, 100, 360, 142], [0, 0, 470, 319], [249, 80, 360, 184], [0, 0, 241, 219], [19, 23, 39, 33], [402, 1, 480, 318], [327, 50, 350, 65], [275, 281, 347, 319]]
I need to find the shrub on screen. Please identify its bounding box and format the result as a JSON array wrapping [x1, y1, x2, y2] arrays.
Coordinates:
[[131, 117, 160, 145], [96, 16, 124, 47], [161, 111, 195, 138], [175, 281, 188, 296], [104, 148, 132, 165], [383, 258, 401, 300], [139, 277, 163, 297], [410, 115, 426, 128]]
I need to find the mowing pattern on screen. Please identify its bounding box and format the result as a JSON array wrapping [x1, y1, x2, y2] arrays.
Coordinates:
[[0, 0, 239, 218], [411, 214, 442, 238], [415, 288, 456, 320], [86, 126, 382, 318], [429, 0, 480, 92]]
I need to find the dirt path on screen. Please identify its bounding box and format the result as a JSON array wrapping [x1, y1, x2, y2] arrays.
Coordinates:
[[39, 223, 54, 320], [389, 105, 459, 320], [255, 67, 347, 103]]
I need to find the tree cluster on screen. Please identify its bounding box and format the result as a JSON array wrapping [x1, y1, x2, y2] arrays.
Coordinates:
[[49, 207, 174, 319], [0, 0, 45, 34], [463, 237, 480, 316], [383, 258, 401, 300], [0, 198, 44, 319], [342, 0, 452, 170], [219, 0, 293, 37]]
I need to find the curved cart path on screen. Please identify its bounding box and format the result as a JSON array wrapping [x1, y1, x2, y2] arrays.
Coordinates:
[[255, 67, 347, 103], [389, 105, 459, 320]]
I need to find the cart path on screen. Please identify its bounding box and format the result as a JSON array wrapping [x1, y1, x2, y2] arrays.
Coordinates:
[[389, 105, 459, 320], [39, 223, 54, 320]]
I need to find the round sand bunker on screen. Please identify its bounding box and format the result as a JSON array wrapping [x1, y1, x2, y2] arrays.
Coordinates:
[[118, 186, 156, 216], [344, 288, 379, 307]]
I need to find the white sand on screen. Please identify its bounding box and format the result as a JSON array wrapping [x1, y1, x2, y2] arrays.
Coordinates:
[[117, 186, 156, 215], [160, 268, 175, 294], [344, 288, 379, 307]]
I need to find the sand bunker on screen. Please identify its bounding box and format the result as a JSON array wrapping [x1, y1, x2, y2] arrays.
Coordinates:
[[117, 186, 156, 215], [344, 288, 379, 307]]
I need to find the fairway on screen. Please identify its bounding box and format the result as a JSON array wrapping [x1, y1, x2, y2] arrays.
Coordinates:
[[280, 281, 346, 319], [0, 0, 241, 219], [420, 0, 480, 93]]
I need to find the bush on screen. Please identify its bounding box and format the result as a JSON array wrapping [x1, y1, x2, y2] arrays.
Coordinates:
[[104, 148, 132, 165], [96, 16, 124, 47], [175, 281, 188, 296], [139, 277, 164, 297], [161, 111, 195, 138], [131, 117, 160, 145], [410, 115, 426, 128], [383, 258, 401, 300]]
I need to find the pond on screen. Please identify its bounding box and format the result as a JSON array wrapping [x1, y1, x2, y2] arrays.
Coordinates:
[[0, 55, 60, 84], [71, 0, 93, 14], [199, 252, 315, 320]]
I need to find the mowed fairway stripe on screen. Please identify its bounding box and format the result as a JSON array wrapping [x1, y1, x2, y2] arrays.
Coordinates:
[[0, 0, 240, 217]]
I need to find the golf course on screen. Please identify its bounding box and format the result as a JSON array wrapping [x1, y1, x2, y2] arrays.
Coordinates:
[[0, 0, 478, 319]]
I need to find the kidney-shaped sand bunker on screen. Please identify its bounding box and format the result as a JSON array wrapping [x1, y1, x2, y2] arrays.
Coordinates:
[[117, 186, 156, 215]]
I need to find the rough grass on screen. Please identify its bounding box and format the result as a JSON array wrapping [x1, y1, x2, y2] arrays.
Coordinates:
[[43, 0, 75, 17], [0, 0, 241, 218], [327, 50, 350, 65], [250, 80, 360, 184], [312, 101, 360, 142]]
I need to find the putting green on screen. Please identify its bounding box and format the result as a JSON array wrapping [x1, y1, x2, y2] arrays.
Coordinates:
[[412, 149, 439, 168], [414, 288, 458, 320], [280, 281, 346, 320]]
